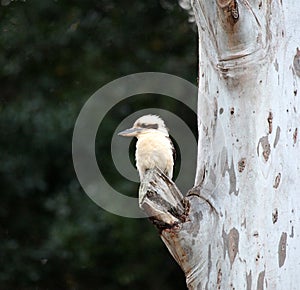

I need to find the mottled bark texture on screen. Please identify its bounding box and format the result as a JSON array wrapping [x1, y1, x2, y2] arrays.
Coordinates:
[[140, 0, 300, 289]]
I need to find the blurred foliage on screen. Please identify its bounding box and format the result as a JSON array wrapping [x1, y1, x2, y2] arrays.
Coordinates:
[[0, 0, 197, 289]]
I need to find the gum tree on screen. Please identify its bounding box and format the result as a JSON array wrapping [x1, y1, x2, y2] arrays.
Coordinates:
[[140, 0, 300, 288]]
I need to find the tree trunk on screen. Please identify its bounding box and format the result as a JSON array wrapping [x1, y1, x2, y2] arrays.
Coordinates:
[[140, 0, 300, 289]]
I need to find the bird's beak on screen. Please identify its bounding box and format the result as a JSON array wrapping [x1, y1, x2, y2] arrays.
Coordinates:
[[118, 127, 143, 137]]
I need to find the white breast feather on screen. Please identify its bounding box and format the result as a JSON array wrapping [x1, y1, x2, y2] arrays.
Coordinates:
[[135, 131, 174, 179]]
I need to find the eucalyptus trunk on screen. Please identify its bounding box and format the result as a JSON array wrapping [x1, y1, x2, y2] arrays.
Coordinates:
[[140, 0, 300, 289]]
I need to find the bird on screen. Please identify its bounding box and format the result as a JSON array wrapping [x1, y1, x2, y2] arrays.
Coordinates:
[[118, 115, 175, 181]]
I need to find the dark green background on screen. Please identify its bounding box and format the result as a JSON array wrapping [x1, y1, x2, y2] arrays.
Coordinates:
[[0, 0, 197, 289]]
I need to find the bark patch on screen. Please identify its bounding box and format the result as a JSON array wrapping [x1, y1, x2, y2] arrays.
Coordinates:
[[191, 211, 202, 237], [256, 270, 265, 290], [257, 136, 271, 162], [272, 208, 278, 224], [246, 270, 252, 290], [217, 268, 222, 289], [273, 173, 281, 189], [267, 112, 273, 134], [274, 59, 279, 72], [222, 152, 238, 195], [290, 226, 294, 238], [222, 227, 239, 267], [273, 126, 281, 148], [293, 47, 300, 78], [293, 128, 298, 144], [278, 232, 287, 267], [228, 228, 239, 266]]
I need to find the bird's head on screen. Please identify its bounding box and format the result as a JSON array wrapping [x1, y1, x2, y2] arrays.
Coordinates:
[[118, 115, 169, 137]]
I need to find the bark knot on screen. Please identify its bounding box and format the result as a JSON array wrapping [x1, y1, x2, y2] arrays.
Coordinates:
[[238, 158, 246, 173]]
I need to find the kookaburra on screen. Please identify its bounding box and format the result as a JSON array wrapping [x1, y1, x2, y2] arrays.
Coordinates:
[[118, 115, 175, 181]]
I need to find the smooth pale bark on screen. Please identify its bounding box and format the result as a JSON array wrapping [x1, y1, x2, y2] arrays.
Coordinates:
[[140, 1, 300, 289]]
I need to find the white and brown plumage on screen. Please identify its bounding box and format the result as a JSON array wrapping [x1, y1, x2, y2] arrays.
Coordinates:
[[118, 115, 175, 181]]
